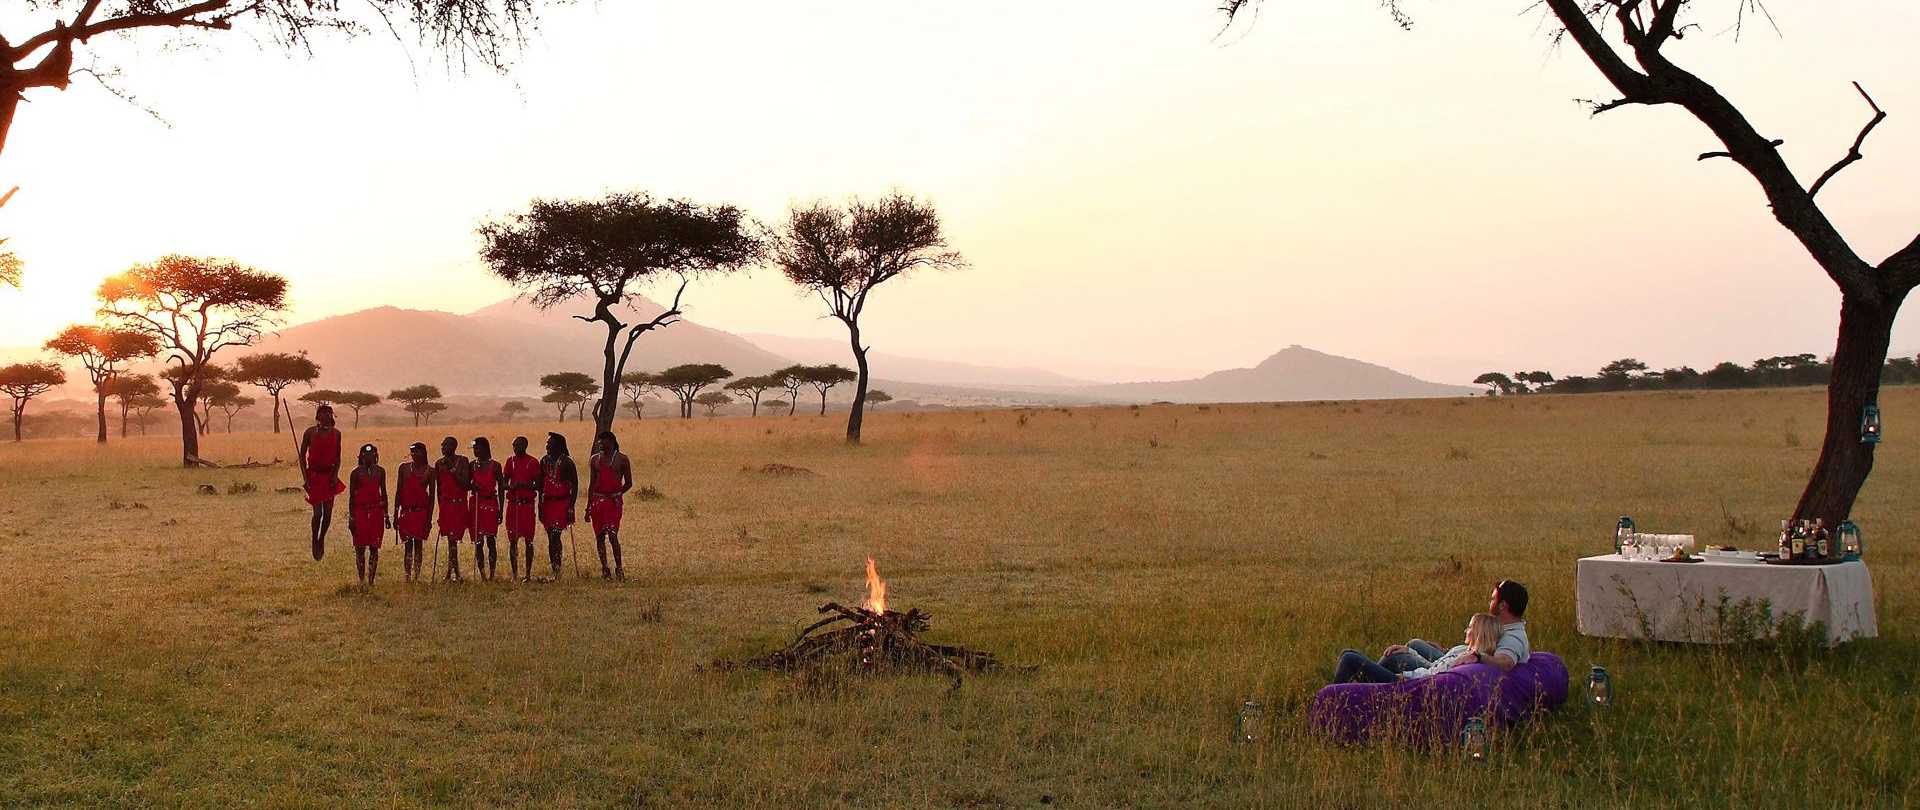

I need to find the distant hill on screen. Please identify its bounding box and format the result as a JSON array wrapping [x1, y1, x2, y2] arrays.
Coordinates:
[[739, 332, 1096, 388], [244, 295, 793, 396], [1075, 345, 1477, 403]]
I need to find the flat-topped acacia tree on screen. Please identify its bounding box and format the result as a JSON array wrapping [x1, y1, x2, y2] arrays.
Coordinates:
[[653, 364, 731, 419], [99, 256, 287, 467], [478, 192, 763, 436], [772, 192, 964, 444], [1220, 1, 1919, 525], [44, 324, 159, 444], [0, 0, 544, 157], [234, 351, 321, 434], [0, 361, 64, 441], [724, 374, 779, 416], [105, 373, 161, 437], [388, 384, 444, 428]]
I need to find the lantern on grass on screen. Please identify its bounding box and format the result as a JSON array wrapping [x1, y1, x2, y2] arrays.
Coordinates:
[[1587, 666, 1613, 708], [1460, 717, 1489, 762], [1839, 520, 1863, 560], [1861, 403, 1882, 444], [1233, 699, 1265, 744], [1614, 516, 1636, 555]]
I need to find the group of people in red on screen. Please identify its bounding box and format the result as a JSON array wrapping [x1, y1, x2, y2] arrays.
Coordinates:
[[298, 404, 635, 588]]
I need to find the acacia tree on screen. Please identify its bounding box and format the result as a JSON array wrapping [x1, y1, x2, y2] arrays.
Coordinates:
[[161, 362, 223, 436], [866, 389, 893, 407], [619, 370, 658, 420], [44, 324, 159, 443], [197, 379, 240, 435], [772, 193, 964, 443], [478, 192, 764, 436], [541, 390, 582, 422], [500, 400, 529, 423], [1473, 372, 1515, 396], [774, 365, 807, 416], [1220, 1, 1917, 525], [98, 256, 287, 466], [653, 364, 731, 419], [694, 391, 731, 416], [0, 1, 543, 158], [798, 364, 856, 416], [0, 361, 64, 441], [334, 391, 381, 427], [128, 392, 167, 435], [105, 372, 160, 437], [234, 351, 321, 433], [299, 389, 342, 407], [724, 374, 778, 416], [212, 390, 254, 433], [388, 384, 444, 427], [540, 371, 598, 422]]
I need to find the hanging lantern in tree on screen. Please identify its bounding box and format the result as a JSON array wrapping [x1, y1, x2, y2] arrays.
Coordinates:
[[1587, 666, 1613, 708], [1614, 516, 1636, 555], [1861, 403, 1882, 444], [1839, 520, 1863, 560], [1460, 716, 1489, 762]]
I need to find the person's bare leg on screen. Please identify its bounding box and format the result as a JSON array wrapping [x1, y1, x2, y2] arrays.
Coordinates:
[[445, 537, 461, 582], [524, 538, 535, 581], [355, 546, 367, 587], [318, 501, 334, 550], [547, 530, 564, 579], [472, 539, 486, 581], [609, 533, 624, 581], [368, 548, 380, 587], [507, 538, 521, 581], [596, 533, 611, 579], [310, 505, 324, 559]]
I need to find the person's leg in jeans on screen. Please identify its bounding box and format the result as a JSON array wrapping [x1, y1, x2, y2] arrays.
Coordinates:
[[1379, 638, 1440, 674], [1332, 650, 1401, 684], [1407, 638, 1449, 662]]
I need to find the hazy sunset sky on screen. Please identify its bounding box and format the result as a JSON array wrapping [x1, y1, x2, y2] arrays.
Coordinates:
[[1, 1, 1916, 383]]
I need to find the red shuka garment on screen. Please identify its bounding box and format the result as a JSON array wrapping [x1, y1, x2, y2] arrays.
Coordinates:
[[303, 428, 347, 506], [349, 468, 387, 548], [436, 461, 470, 539], [588, 454, 625, 535], [394, 464, 433, 540], [539, 457, 573, 531], [469, 460, 501, 537], [503, 454, 540, 539]]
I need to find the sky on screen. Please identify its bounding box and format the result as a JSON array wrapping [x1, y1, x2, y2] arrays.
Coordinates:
[[1, 1, 1917, 384]]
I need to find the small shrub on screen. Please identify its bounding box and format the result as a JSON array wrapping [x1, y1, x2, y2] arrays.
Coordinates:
[[634, 485, 664, 501], [1445, 447, 1472, 461], [1305, 451, 1329, 460], [1148, 435, 1160, 449]]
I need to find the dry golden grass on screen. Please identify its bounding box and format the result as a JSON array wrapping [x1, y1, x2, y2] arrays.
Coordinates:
[[0, 388, 1915, 807]]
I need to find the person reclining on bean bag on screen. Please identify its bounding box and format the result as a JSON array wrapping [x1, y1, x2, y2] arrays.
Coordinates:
[[1330, 580, 1530, 684]]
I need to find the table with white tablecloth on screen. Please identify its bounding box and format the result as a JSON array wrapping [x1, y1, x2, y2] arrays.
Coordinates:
[[1575, 554, 1877, 646]]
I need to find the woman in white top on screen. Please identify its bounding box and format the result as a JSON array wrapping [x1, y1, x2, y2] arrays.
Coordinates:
[[1399, 613, 1502, 680]]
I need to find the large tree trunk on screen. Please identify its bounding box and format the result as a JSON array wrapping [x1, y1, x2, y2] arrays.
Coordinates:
[[594, 317, 622, 436], [845, 324, 869, 445], [94, 388, 108, 444], [271, 393, 282, 433], [9, 400, 22, 441], [1794, 294, 1903, 525], [175, 397, 201, 466], [119, 399, 129, 438]]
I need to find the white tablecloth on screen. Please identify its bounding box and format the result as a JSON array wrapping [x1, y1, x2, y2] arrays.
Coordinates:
[[1576, 554, 1877, 646]]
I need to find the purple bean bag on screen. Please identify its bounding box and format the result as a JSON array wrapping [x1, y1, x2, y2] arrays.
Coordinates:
[[1309, 652, 1570, 744]]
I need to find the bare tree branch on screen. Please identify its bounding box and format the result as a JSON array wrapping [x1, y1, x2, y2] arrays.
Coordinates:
[[1806, 82, 1887, 200]]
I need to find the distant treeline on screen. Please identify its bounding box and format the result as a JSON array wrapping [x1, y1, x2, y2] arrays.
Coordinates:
[[1477, 353, 1920, 396]]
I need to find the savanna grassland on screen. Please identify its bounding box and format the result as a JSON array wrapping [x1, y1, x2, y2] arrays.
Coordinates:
[[1, 388, 1916, 808]]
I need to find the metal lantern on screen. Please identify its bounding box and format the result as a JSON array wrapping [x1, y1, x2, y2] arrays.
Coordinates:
[[1233, 699, 1265, 744], [1861, 403, 1882, 444], [1839, 520, 1863, 560], [1614, 516, 1636, 555], [1460, 716, 1489, 762], [1587, 666, 1613, 708]]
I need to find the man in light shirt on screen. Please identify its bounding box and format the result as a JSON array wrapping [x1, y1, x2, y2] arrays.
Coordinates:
[[1329, 580, 1531, 684]]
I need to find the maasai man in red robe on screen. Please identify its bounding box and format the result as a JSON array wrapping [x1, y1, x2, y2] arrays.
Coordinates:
[[392, 442, 435, 583], [298, 404, 347, 561], [502, 436, 541, 582], [587, 431, 634, 581], [434, 436, 474, 583], [468, 437, 504, 582], [347, 443, 389, 589], [538, 432, 579, 580]]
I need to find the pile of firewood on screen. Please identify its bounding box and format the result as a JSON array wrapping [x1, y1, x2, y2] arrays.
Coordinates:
[[721, 602, 1007, 692]]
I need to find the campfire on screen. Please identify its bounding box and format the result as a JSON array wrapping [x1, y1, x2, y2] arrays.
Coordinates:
[[724, 558, 1008, 692]]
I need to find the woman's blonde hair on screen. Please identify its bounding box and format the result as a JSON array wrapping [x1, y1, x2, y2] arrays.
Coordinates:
[[1466, 613, 1501, 657]]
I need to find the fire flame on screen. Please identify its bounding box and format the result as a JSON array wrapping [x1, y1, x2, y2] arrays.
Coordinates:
[[863, 557, 887, 614]]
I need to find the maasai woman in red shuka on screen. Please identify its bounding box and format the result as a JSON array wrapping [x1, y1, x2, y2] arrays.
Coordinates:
[[538, 432, 578, 580], [434, 436, 473, 583], [298, 404, 347, 561], [347, 443, 389, 589], [502, 436, 541, 582], [587, 431, 634, 581], [468, 437, 503, 582]]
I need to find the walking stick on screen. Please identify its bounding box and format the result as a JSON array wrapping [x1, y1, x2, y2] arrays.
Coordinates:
[[569, 523, 580, 580], [430, 533, 440, 585]]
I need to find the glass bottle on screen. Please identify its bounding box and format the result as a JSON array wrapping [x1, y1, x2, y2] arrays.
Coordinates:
[[1461, 717, 1489, 761], [1233, 700, 1264, 744], [1587, 666, 1612, 708]]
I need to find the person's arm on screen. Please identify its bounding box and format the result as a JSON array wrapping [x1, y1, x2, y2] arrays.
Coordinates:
[[1491, 651, 1518, 672], [391, 466, 405, 524], [456, 457, 473, 490], [495, 463, 507, 512], [380, 468, 391, 528], [618, 455, 633, 496], [564, 459, 579, 521]]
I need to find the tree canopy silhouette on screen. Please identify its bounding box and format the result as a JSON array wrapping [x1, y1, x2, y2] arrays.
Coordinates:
[[234, 351, 321, 433], [653, 363, 731, 419], [500, 400, 530, 423], [0, 361, 64, 441], [796, 364, 857, 416], [478, 191, 763, 435], [693, 391, 731, 416], [388, 384, 445, 427], [619, 370, 658, 420], [104, 372, 160, 437], [772, 192, 963, 443], [44, 323, 158, 443], [98, 255, 287, 466], [1220, 0, 1920, 525], [0, 0, 545, 157], [724, 374, 779, 416], [774, 365, 807, 416], [301, 389, 379, 426], [539, 371, 598, 421]]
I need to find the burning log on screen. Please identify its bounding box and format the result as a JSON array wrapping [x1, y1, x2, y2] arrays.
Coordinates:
[[715, 559, 1013, 692]]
